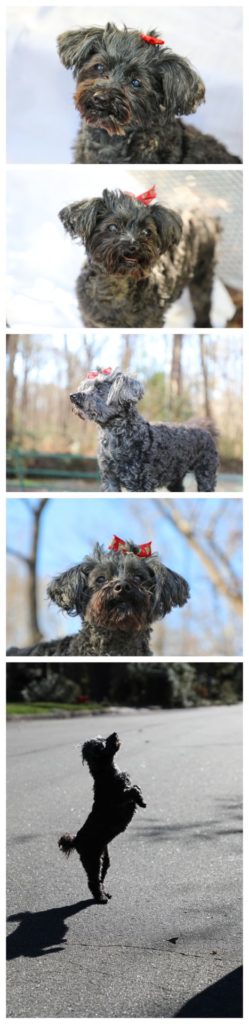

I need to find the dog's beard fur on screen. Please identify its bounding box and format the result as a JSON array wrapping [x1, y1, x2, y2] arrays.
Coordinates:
[[74, 80, 133, 136], [84, 582, 152, 632], [87, 230, 161, 276]]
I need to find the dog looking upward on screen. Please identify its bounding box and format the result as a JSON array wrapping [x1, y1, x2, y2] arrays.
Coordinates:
[[7, 536, 190, 656], [70, 367, 219, 492], [59, 732, 146, 903], [59, 187, 221, 329], [57, 23, 241, 164]]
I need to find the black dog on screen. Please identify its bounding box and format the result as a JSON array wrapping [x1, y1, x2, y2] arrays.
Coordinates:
[[70, 367, 219, 492], [59, 188, 220, 328], [58, 732, 146, 903], [7, 537, 190, 656], [57, 23, 241, 164]]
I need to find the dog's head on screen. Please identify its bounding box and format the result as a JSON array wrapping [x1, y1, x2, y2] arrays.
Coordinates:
[[57, 23, 205, 134], [59, 189, 182, 276], [47, 540, 190, 634], [82, 732, 120, 775], [70, 368, 144, 424]]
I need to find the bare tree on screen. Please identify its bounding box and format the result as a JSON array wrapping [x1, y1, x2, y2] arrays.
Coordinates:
[[153, 500, 242, 615], [6, 334, 19, 444], [7, 499, 49, 642], [199, 335, 212, 418], [169, 334, 183, 409]]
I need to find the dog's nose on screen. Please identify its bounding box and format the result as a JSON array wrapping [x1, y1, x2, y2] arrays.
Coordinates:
[[70, 392, 82, 405], [93, 91, 107, 102], [113, 580, 132, 595]]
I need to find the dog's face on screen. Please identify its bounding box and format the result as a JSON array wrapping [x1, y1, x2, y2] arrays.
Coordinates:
[[59, 189, 183, 277], [47, 542, 190, 633], [82, 732, 120, 774], [70, 369, 144, 424], [57, 23, 205, 135]]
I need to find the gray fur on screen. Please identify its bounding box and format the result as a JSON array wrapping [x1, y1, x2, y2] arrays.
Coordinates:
[[7, 540, 190, 657], [57, 23, 241, 164], [59, 189, 220, 329], [70, 368, 219, 491]]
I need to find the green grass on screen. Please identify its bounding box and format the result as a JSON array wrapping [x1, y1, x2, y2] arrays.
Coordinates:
[[6, 702, 108, 716]]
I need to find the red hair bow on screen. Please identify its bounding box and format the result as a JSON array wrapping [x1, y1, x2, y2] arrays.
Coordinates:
[[109, 535, 153, 558], [140, 34, 165, 46], [126, 185, 157, 206], [86, 367, 112, 379]]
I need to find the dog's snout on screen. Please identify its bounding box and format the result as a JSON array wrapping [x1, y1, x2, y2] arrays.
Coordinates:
[[113, 580, 133, 595], [70, 392, 82, 406]]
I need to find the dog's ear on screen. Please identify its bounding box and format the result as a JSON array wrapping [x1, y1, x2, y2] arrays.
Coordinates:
[[59, 197, 105, 243], [160, 51, 205, 116], [57, 27, 105, 74], [150, 205, 183, 251], [106, 373, 144, 407], [47, 562, 92, 616], [151, 563, 190, 619]]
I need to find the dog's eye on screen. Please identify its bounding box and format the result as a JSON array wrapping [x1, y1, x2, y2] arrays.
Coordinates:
[[95, 575, 107, 585], [131, 78, 142, 89], [108, 224, 119, 233], [141, 228, 151, 237], [133, 573, 143, 583], [96, 63, 105, 73]]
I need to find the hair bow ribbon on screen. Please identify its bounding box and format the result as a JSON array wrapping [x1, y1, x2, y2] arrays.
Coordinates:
[[140, 34, 165, 46], [109, 535, 153, 558], [86, 367, 112, 379]]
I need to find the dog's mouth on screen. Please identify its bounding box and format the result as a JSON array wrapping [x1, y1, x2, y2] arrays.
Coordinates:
[[74, 83, 132, 136], [70, 393, 86, 418]]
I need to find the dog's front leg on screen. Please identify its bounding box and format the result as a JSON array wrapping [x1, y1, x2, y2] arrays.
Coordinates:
[[125, 785, 146, 808], [100, 474, 122, 492]]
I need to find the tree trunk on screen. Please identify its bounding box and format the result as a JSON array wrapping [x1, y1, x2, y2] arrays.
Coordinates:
[[199, 334, 212, 418], [169, 335, 182, 409], [6, 335, 19, 444]]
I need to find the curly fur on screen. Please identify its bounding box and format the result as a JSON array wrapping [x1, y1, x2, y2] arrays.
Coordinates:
[[58, 731, 146, 903], [57, 23, 241, 164], [59, 188, 220, 328], [70, 368, 219, 491], [7, 540, 190, 656]]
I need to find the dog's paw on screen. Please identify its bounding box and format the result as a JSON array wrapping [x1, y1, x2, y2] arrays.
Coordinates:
[[104, 891, 112, 900], [141, 800, 147, 808]]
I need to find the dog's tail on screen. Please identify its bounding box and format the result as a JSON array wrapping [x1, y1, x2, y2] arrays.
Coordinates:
[[187, 416, 219, 441], [58, 833, 76, 857]]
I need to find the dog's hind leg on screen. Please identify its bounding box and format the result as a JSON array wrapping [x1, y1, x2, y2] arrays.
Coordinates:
[[100, 846, 112, 899], [189, 249, 216, 328], [82, 853, 109, 904], [194, 458, 218, 492]]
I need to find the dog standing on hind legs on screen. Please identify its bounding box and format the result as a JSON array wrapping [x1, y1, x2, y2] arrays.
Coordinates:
[[58, 732, 146, 903]]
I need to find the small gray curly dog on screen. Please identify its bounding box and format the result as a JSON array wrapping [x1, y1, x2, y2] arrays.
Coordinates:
[[57, 23, 241, 164], [59, 732, 146, 903], [59, 188, 221, 329], [70, 367, 219, 492], [7, 537, 190, 656]]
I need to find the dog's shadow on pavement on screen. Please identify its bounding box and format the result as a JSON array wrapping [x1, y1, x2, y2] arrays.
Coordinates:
[[6, 899, 95, 959]]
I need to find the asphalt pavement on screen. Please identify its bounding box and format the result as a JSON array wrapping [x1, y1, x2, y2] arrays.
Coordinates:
[[6, 706, 243, 1017]]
